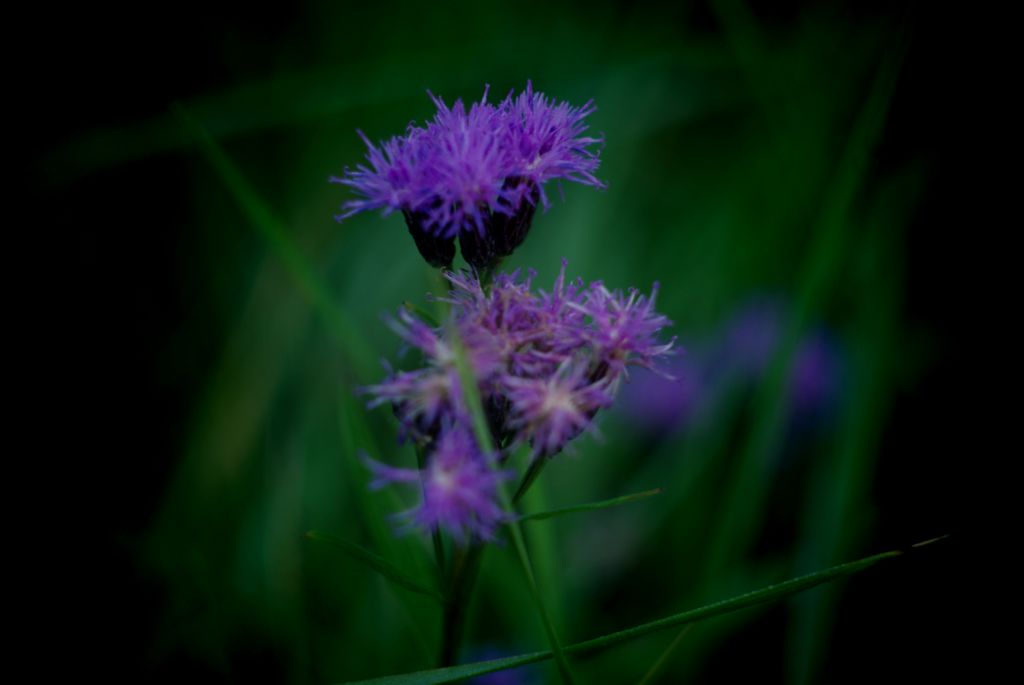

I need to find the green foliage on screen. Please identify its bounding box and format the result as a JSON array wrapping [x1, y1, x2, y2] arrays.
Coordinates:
[[520, 488, 664, 523], [305, 531, 444, 603], [338, 548, 904, 684]]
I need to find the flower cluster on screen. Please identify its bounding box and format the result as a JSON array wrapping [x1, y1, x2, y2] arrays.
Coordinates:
[[362, 261, 675, 540], [333, 83, 604, 270]]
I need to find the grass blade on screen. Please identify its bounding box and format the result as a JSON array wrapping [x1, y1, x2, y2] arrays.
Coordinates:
[[449, 333, 576, 684], [701, 27, 910, 585], [305, 530, 444, 604], [175, 104, 376, 375], [337, 546, 909, 684], [786, 170, 922, 684], [520, 488, 664, 522], [635, 626, 693, 685]]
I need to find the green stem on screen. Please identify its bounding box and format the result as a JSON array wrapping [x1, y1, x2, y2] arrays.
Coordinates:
[[415, 444, 448, 581], [450, 332, 575, 683], [439, 543, 485, 666], [338, 545, 920, 685], [513, 456, 549, 505], [479, 261, 501, 290], [436, 450, 552, 666]]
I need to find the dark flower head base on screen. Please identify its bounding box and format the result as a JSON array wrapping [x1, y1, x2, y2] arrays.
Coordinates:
[[333, 83, 604, 270], [361, 262, 675, 540]]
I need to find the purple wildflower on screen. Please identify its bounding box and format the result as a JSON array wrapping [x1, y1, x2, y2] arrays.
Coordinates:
[[363, 367, 461, 440], [504, 360, 614, 459], [572, 281, 677, 383], [333, 83, 605, 270], [440, 262, 586, 380], [364, 426, 511, 542], [367, 260, 674, 446], [363, 308, 505, 440], [500, 82, 605, 207], [364, 261, 675, 539]]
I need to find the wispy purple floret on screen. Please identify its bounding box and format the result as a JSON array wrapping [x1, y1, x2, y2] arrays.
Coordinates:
[[332, 83, 605, 270], [363, 367, 460, 440], [504, 361, 614, 459], [572, 281, 678, 382], [500, 82, 605, 208], [364, 426, 511, 541], [363, 308, 503, 440]]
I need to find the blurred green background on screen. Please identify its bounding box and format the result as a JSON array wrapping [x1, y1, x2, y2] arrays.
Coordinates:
[[38, 1, 975, 683]]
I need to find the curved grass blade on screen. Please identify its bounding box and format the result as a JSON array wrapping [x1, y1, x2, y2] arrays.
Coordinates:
[[449, 333, 576, 684], [520, 488, 664, 523], [305, 530, 444, 604], [512, 455, 549, 504], [338, 546, 905, 684], [175, 104, 376, 376], [635, 626, 693, 685]]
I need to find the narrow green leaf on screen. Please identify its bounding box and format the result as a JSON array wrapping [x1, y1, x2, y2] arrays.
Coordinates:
[[449, 332, 496, 456], [305, 530, 444, 604], [701, 30, 910, 585], [174, 104, 376, 376], [521, 488, 664, 522], [449, 332, 576, 684], [402, 301, 442, 329], [635, 626, 692, 685], [512, 455, 549, 504], [338, 547, 905, 684], [787, 173, 922, 685]]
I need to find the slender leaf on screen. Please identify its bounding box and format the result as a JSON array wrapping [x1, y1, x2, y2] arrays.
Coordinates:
[[175, 104, 376, 375], [338, 547, 906, 684], [449, 333, 576, 684], [512, 455, 549, 504], [520, 488, 664, 522], [403, 301, 441, 329], [635, 626, 692, 685], [306, 530, 444, 604]]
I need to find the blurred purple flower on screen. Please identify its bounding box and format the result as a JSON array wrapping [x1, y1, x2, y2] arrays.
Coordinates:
[[618, 350, 709, 434], [720, 299, 844, 424], [621, 297, 843, 435], [788, 329, 844, 421], [333, 83, 604, 269]]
